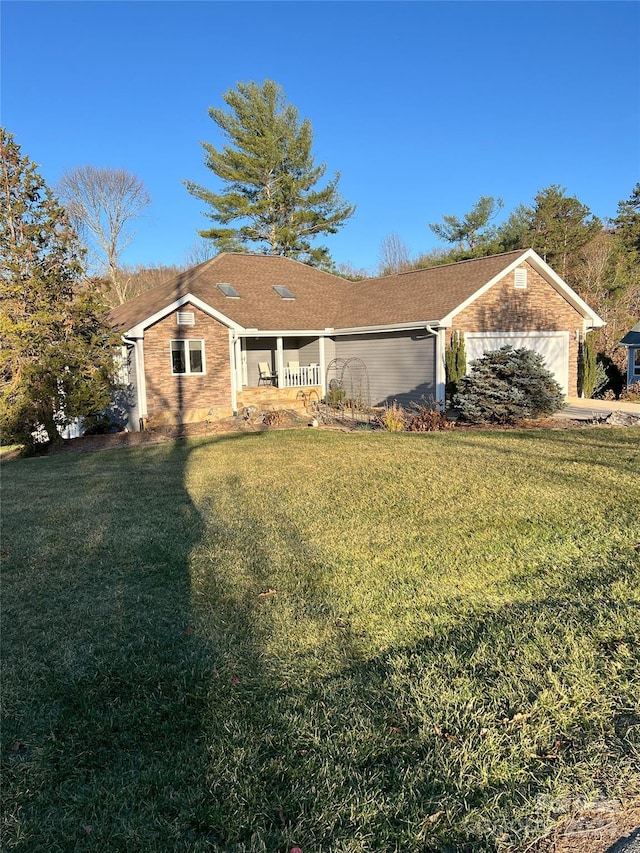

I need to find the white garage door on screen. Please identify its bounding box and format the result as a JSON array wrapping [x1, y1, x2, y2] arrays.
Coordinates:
[[464, 332, 569, 395]]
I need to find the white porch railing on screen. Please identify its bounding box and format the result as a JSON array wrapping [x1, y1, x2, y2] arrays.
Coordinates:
[[280, 364, 320, 388]]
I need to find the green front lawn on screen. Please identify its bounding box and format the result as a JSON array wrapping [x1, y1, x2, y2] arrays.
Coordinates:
[[2, 429, 639, 852]]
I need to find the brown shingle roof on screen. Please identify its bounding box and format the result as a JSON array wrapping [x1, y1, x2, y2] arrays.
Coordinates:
[[108, 249, 527, 334], [336, 250, 525, 328], [108, 253, 349, 332]]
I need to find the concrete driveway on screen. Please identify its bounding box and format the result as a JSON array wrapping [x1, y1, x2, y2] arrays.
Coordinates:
[[558, 397, 640, 421]]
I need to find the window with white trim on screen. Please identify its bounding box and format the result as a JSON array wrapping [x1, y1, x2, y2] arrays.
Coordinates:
[[171, 339, 205, 375], [514, 268, 528, 289], [633, 348, 640, 376]]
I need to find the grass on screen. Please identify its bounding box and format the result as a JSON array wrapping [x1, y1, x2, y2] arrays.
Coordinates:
[[1, 428, 639, 852]]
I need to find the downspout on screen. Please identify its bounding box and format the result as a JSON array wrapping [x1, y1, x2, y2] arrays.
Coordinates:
[[425, 325, 446, 409], [122, 334, 147, 430], [228, 330, 237, 415]]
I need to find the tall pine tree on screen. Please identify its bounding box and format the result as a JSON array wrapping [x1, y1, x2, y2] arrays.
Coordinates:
[[184, 80, 355, 268], [1, 129, 116, 447], [527, 185, 601, 279]]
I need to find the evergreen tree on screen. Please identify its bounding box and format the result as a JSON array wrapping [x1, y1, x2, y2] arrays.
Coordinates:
[[493, 204, 531, 252], [1, 129, 116, 448], [429, 196, 503, 256], [445, 331, 467, 398], [453, 347, 564, 424], [612, 182, 640, 255], [184, 80, 355, 267], [526, 185, 601, 279], [579, 331, 597, 398]]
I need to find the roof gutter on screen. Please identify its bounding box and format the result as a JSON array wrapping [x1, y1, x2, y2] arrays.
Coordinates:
[[333, 320, 441, 336]]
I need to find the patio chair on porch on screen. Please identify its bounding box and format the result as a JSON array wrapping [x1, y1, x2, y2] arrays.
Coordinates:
[[258, 362, 277, 386]]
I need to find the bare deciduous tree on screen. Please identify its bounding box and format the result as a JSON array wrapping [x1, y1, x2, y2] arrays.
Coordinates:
[[378, 232, 411, 276], [183, 238, 218, 268], [56, 166, 151, 304]]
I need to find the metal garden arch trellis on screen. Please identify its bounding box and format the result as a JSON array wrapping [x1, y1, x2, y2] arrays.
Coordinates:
[[324, 357, 372, 423]]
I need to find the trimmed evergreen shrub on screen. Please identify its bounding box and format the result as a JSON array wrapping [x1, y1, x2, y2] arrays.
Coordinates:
[[445, 332, 467, 399], [453, 346, 565, 424], [579, 331, 596, 398]]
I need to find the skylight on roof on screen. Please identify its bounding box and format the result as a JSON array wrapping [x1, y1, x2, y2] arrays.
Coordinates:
[[217, 283, 240, 298], [273, 285, 295, 300]]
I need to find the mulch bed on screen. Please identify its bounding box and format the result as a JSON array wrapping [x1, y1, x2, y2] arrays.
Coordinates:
[[3, 408, 636, 461]]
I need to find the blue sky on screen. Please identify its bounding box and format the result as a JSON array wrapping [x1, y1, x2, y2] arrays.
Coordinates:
[[2, 1, 639, 274]]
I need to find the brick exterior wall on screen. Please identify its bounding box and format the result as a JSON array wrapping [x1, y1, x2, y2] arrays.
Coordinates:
[[451, 262, 585, 395], [142, 304, 233, 425]]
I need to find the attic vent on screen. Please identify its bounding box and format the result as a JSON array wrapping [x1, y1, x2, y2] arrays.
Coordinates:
[[217, 283, 240, 298], [177, 311, 195, 326], [273, 285, 295, 300], [514, 268, 528, 289]]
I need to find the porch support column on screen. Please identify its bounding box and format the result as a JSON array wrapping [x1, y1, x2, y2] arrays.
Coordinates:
[[228, 330, 237, 414], [318, 336, 326, 397], [435, 328, 447, 408], [276, 337, 284, 384]]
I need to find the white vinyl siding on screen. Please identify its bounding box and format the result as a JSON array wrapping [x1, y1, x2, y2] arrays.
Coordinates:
[[335, 331, 436, 407]]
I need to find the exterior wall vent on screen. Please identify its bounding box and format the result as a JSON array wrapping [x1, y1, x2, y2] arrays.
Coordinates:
[[177, 311, 195, 326], [514, 268, 528, 289]]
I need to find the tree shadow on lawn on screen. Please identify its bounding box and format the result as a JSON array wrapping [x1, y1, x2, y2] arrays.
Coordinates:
[[1, 433, 258, 852], [187, 481, 640, 852]]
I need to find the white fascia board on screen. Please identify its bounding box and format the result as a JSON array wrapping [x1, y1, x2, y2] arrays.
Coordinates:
[[239, 322, 441, 338], [333, 321, 441, 335], [236, 329, 331, 338], [126, 293, 243, 338], [442, 249, 605, 328], [523, 250, 606, 327]]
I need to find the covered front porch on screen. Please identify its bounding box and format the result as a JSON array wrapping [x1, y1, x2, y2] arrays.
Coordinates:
[[229, 332, 332, 412]]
